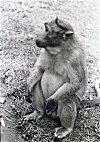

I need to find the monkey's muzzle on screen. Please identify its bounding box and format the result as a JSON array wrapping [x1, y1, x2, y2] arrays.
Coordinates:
[[35, 34, 48, 48]]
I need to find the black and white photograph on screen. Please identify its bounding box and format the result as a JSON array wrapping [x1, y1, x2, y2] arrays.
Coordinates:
[[0, 0, 100, 142]]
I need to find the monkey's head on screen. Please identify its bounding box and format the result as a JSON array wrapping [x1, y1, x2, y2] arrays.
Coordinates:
[[35, 18, 74, 50]]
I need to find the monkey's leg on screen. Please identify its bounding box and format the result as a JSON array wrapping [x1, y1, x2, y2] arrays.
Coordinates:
[[24, 82, 45, 121], [55, 96, 80, 139]]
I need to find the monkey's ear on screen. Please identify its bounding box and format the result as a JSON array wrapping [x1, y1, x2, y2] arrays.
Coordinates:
[[63, 31, 74, 40], [55, 17, 58, 24]]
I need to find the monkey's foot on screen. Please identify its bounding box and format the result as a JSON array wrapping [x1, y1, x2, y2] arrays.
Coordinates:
[[54, 127, 72, 139], [23, 111, 42, 122]]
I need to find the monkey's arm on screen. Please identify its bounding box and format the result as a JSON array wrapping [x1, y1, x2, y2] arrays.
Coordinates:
[[46, 65, 83, 114], [52, 48, 86, 101], [46, 74, 85, 114], [46, 77, 81, 113], [50, 59, 83, 101], [47, 79, 80, 103], [27, 49, 47, 93], [27, 67, 44, 93]]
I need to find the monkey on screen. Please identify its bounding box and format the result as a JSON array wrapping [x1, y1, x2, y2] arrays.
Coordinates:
[[24, 17, 87, 138], [23, 17, 99, 139]]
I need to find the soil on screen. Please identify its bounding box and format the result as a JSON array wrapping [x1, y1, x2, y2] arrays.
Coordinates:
[[0, 0, 100, 142]]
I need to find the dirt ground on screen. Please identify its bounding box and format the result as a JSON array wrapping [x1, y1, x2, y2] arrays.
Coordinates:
[[0, 0, 100, 142]]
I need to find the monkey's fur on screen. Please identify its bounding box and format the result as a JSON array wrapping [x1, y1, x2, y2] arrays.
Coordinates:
[[25, 18, 87, 138]]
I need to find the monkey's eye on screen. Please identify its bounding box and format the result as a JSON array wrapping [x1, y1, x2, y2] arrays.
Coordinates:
[[56, 30, 64, 35], [45, 25, 49, 32]]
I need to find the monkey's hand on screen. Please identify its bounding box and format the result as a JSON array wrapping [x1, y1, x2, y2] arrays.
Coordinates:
[[46, 97, 58, 115]]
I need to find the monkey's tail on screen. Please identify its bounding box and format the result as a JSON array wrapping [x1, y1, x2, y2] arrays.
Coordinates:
[[81, 79, 100, 107], [81, 98, 100, 107], [94, 78, 100, 97]]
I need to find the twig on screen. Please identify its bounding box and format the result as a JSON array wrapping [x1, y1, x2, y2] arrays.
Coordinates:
[[0, 106, 14, 116], [87, 126, 100, 139], [23, 123, 31, 133], [78, 133, 90, 141]]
